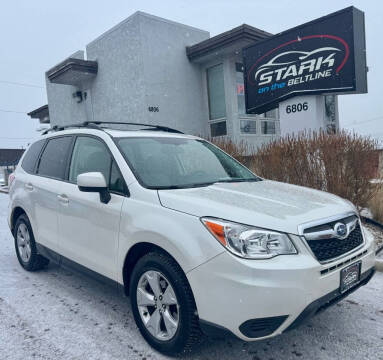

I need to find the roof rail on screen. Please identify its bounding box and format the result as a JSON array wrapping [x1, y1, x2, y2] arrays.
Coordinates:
[[85, 121, 184, 134], [41, 121, 183, 135], [41, 122, 101, 135]]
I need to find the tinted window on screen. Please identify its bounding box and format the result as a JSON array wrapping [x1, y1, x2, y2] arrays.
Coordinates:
[[37, 137, 73, 180], [21, 139, 46, 173], [210, 121, 227, 137]]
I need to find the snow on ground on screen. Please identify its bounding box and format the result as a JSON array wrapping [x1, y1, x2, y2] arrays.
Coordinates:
[[365, 222, 383, 254], [0, 192, 382, 360]]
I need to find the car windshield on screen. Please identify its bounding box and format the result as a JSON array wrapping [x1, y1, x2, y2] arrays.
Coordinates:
[[116, 137, 261, 189]]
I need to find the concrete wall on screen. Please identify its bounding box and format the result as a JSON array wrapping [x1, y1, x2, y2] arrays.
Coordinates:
[[46, 51, 89, 127], [47, 12, 210, 136], [138, 13, 209, 136]]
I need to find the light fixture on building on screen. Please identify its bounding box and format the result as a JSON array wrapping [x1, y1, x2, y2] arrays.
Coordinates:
[[72, 91, 83, 103]]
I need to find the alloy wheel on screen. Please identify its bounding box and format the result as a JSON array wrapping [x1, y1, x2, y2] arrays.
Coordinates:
[[17, 223, 31, 263], [136, 270, 179, 341]]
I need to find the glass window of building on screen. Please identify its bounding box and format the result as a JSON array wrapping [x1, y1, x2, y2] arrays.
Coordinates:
[[259, 108, 278, 119], [210, 121, 227, 137], [240, 120, 257, 134], [206, 64, 226, 120], [261, 121, 276, 135], [236, 63, 246, 115]]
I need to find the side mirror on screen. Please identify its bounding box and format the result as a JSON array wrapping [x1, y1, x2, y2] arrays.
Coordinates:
[[77, 172, 111, 204]]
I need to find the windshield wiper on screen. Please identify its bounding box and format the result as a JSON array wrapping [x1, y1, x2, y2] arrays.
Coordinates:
[[154, 178, 261, 190], [214, 178, 262, 183], [155, 182, 215, 190]]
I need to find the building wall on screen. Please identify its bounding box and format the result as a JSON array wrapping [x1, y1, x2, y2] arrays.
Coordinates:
[[138, 13, 210, 136], [46, 51, 89, 127], [47, 12, 210, 136]]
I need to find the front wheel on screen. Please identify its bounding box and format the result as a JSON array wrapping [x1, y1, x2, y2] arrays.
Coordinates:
[[129, 251, 201, 355]]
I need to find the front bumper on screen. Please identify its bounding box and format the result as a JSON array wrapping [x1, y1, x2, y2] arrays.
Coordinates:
[[187, 234, 376, 341]]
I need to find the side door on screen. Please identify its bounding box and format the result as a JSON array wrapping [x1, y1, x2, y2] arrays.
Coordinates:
[[57, 135, 127, 281], [31, 136, 74, 253]]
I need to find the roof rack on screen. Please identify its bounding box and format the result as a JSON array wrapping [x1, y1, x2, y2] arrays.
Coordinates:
[[85, 121, 184, 134], [41, 121, 183, 135], [41, 122, 100, 135]]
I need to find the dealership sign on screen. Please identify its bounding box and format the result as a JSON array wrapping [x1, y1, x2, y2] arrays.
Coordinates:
[[243, 7, 367, 114]]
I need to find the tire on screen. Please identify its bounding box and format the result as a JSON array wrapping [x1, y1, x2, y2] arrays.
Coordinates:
[[14, 214, 49, 271], [129, 251, 201, 355]]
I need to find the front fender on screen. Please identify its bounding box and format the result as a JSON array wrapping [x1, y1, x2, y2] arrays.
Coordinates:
[[117, 197, 224, 285]]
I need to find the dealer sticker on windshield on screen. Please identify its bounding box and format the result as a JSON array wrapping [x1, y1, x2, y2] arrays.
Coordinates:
[[340, 261, 361, 293]]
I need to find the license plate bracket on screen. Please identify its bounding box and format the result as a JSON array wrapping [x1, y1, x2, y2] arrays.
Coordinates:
[[340, 261, 361, 293]]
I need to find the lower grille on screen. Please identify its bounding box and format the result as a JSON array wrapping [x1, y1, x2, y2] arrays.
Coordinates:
[[307, 224, 364, 262], [239, 315, 288, 338]]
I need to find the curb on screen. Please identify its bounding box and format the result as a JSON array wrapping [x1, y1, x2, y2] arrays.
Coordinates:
[[375, 259, 383, 272]]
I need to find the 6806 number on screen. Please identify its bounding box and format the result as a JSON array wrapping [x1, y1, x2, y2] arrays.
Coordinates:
[[286, 102, 308, 114]]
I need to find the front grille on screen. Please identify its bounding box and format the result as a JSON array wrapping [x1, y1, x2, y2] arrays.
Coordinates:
[[306, 224, 364, 262]]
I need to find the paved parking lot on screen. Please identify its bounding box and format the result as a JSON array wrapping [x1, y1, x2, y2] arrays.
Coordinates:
[[0, 193, 382, 360]]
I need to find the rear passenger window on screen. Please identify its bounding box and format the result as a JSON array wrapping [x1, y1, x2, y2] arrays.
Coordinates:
[[69, 137, 111, 184], [37, 137, 73, 180], [21, 139, 46, 174]]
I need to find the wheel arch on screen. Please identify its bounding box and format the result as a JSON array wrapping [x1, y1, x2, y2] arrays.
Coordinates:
[[10, 206, 26, 234], [122, 242, 192, 297]]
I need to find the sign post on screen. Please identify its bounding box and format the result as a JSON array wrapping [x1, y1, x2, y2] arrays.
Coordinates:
[[279, 95, 338, 136]]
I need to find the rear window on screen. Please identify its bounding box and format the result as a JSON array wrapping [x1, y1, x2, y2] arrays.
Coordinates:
[[21, 139, 46, 174], [37, 136, 73, 180]]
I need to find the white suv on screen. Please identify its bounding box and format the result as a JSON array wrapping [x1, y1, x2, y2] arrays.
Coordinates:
[[8, 122, 376, 355]]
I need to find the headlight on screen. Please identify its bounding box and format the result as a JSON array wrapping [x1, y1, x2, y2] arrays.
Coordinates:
[[201, 217, 297, 259]]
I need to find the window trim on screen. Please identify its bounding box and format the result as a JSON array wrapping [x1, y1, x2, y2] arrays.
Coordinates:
[[67, 134, 129, 197]]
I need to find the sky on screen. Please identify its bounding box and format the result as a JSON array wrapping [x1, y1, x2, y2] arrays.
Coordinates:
[[1, 0, 382, 149]]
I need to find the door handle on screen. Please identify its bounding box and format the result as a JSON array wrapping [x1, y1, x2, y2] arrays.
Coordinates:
[[25, 183, 34, 191], [57, 194, 69, 205]]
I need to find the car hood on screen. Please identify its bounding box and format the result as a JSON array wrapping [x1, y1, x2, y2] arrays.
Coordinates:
[[158, 180, 356, 235]]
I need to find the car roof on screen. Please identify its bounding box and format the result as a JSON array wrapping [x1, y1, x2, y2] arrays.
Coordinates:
[[39, 127, 200, 141], [104, 129, 199, 139]]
